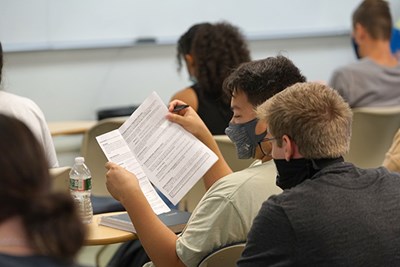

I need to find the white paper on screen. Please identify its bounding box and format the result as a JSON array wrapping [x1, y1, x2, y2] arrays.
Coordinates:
[[96, 129, 171, 215], [97, 92, 218, 208]]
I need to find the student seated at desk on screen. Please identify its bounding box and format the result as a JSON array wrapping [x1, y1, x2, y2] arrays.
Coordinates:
[[170, 21, 251, 135], [105, 55, 305, 267], [0, 114, 85, 267], [0, 42, 58, 167]]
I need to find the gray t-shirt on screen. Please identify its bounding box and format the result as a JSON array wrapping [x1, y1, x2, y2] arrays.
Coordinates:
[[329, 58, 400, 108], [238, 162, 400, 267]]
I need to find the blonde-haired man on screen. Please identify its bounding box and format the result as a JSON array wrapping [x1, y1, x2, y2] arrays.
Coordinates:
[[238, 82, 400, 266]]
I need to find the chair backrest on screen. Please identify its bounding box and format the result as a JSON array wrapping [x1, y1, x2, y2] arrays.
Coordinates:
[[81, 117, 127, 196], [345, 106, 400, 168], [198, 243, 246, 267], [97, 105, 138, 120], [49, 166, 71, 192], [213, 135, 254, 172]]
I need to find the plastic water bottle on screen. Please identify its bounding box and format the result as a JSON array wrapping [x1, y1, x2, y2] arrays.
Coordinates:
[[69, 157, 93, 224]]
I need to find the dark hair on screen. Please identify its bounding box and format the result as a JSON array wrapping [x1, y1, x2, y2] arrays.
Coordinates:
[[0, 114, 85, 262], [177, 22, 251, 104], [352, 0, 392, 40], [223, 55, 306, 107], [0, 42, 3, 84]]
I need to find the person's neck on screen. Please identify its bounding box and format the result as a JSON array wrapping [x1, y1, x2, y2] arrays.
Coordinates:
[[0, 216, 34, 256], [260, 154, 272, 163], [364, 40, 398, 67]]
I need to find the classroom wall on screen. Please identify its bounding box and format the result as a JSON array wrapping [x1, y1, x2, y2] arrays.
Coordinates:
[[1, 0, 362, 52], [2, 34, 356, 167], [2, 34, 355, 122]]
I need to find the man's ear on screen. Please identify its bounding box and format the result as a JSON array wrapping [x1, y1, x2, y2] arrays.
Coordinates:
[[282, 135, 293, 161], [353, 23, 367, 44]]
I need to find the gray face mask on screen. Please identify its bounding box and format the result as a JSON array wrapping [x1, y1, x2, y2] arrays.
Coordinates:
[[225, 118, 266, 159]]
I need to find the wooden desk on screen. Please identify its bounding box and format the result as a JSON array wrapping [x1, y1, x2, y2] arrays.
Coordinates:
[[85, 212, 137, 246], [48, 120, 96, 136]]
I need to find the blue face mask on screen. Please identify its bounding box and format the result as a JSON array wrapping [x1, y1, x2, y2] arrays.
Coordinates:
[[189, 75, 198, 84], [225, 118, 266, 159]]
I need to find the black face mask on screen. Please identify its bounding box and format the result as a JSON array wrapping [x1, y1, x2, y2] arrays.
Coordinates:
[[352, 37, 361, 59], [273, 157, 344, 190]]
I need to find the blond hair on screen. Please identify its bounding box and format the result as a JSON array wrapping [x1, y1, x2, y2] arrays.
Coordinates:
[[257, 82, 352, 158]]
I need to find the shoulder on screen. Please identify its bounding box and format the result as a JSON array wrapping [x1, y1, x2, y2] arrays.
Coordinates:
[[170, 87, 198, 111], [332, 59, 379, 77], [0, 91, 45, 118], [329, 59, 375, 95], [0, 91, 41, 113], [208, 161, 279, 197]]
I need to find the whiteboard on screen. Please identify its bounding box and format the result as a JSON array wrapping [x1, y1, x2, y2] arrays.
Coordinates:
[[1, 0, 363, 52]]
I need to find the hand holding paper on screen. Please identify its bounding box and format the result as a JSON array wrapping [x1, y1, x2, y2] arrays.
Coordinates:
[[104, 162, 140, 202], [166, 99, 210, 138], [96, 92, 218, 214]]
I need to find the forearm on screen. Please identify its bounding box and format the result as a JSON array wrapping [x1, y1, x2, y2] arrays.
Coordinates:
[[121, 190, 185, 267], [195, 129, 232, 190], [165, 104, 233, 190]]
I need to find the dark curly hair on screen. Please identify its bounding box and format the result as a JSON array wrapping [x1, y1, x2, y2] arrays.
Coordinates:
[[223, 55, 306, 107], [177, 22, 251, 104]]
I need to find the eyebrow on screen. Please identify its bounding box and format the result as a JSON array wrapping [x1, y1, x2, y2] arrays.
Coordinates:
[[230, 104, 241, 111]]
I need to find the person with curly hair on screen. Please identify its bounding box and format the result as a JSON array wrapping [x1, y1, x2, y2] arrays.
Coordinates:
[[0, 114, 85, 267], [171, 22, 251, 134]]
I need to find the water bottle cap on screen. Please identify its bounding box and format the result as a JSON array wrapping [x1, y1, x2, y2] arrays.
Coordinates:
[[75, 157, 85, 164]]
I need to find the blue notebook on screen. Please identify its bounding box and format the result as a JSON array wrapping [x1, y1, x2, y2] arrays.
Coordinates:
[[99, 209, 191, 234]]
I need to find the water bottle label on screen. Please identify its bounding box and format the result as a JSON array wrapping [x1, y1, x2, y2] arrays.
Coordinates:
[[69, 178, 92, 191]]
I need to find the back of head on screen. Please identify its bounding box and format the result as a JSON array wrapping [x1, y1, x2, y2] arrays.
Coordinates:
[[223, 55, 306, 106], [177, 22, 211, 63], [0, 114, 85, 262], [353, 0, 392, 40], [177, 21, 251, 103], [257, 82, 352, 159]]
